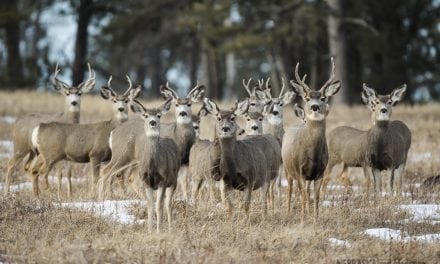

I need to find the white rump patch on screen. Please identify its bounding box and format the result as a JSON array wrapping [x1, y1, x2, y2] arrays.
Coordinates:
[[31, 126, 40, 151]]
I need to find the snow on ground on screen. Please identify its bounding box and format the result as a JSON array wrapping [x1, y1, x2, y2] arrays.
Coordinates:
[[0, 140, 13, 159], [0, 116, 17, 124], [399, 204, 440, 224], [328, 237, 351, 247], [410, 152, 434, 163], [58, 200, 144, 225], [0, 182, 33, 192], [363, 228, 440, 243]]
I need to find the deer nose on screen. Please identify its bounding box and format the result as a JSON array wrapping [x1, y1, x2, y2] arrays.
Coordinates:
[[179, 111, 187, 117], [118, 107, 125, 112], [272, 110, 279, 115], [221, 127, 230, 133], [251, 125, 259, 131], [311, 105, 319, 112], [71, 101, 78, 106], [380, 108, 387, 114], [149, 120, 157, 127]]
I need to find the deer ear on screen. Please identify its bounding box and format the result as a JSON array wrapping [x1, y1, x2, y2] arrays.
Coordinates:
[[130, 100, 146, 115], [290, 80, 306, 98], [234, 99, 249, 116], [294, 104, 305, 120], [390, 84, 406, 106], [129, 85, 142, 100], [100, 86, 115, 100], [160, 98, 172, 115], [188, 85, 205, 102], [362, 83, 377, 109], [282, 90, 296, 105], [203, 98, 219, 116], [324, 81, 341, 97], [362, 83, 376, 99]]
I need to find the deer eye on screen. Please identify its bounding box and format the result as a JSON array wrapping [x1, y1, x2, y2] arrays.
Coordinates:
[[217, 117, 222, 121], [246, 118, 251, 121], [187, 103, 192, 107], [125, 100, 129, 103], [305, 98, 310, 102], [250, 103, 256, 106], [258, 118, 263, 121], [175, 104, 179, 107], [113, 99, 117, 103], [279, 103, 283, 106], [230, 116, 235, 121], [157, 114, 161, 118], [144, 114, 149, 118], [387, 101, 392, 105], [78, 92, 82, 96], [320, 98, 326, 102]]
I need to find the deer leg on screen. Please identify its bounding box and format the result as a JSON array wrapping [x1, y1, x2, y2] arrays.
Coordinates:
[[362, 166, 371, 195], [23, 152, 35, 172], [36, 158, 56, 197], [145, 185, 154, 233], [178, 165, 189, 203], [90, 158, 100, 194], [66, 164, 72, 199], [243, 186, 253, 217], [5, 151, 28, 193], [277, 165, 283, 206], [286, 168, 293, 213], [388, 169, 395, 195], [165, 186, 175, 232], [313, 178, 323, 224], [56, 165, 64, 199], [268, 179, 275, 210], [305, 181, 311, 216], [191, 178, 203, 208], [372, 168, 382, 196], [395, 164, 405, 195], [220, 179, 233, 216], [156, 185, 166, 233], [340, 165, 353, 194], [321, 161, 336, 199], [297, 178, 307, 225]]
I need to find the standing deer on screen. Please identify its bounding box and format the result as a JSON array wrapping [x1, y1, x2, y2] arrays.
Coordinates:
[[30, 76, 140, 197], [283, 58, 341, 223], [5, 63, 95, 193], [102, 98, 179, 233], [203, 98, 269, 216], [322, 84, 411, 196], [159, 83, 205, 201]]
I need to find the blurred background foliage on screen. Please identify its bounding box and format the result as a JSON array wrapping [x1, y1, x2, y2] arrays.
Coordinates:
[[0, 0, 439, 103]]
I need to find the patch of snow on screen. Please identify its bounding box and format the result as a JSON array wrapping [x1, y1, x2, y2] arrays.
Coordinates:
[[0, 182, 32, 192], [58, 200, 144, 225], [410, 152, 432, 163], [328, 237, 351, 247], [363, 228, 440, 243], [0, 116, 17, 124], [47, 175, 87, 184], [399, 204, 440, 222]]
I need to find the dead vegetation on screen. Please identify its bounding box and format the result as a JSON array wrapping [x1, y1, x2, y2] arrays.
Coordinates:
[[0, 91, 439, 263]]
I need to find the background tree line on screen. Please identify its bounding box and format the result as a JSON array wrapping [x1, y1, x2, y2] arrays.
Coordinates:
[[0, 0, 439, 104]]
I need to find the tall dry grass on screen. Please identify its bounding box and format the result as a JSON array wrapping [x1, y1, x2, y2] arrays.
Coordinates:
[[0, 90, 439, 263]]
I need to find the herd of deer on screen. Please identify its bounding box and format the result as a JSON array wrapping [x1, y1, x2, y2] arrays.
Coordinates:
[[3, 58, 411, 232]]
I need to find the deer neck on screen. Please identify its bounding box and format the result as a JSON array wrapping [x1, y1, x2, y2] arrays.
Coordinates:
[[63, 109, 80, 124], [143, 134, 160, 165], [216, 137, 237, 180], [305, 120, 326, 136]]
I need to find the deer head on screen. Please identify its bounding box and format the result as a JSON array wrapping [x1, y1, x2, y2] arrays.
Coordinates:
[[242, 78, 268, 114], [52, 63, 96, 112], [361, 83, 406, 122], [290, 58, 340, 121], [100, 75, 142, 122], [160, 82, 205, 124], [130, 98, 172, 137]]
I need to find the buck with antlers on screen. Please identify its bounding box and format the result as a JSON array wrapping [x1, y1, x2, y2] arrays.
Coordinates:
[[31, 76, 140, 197], [322, 84, 411, 196], [283, 58, 341, 223], [202, 98, 269, 216], [5, 63, 95, 194]]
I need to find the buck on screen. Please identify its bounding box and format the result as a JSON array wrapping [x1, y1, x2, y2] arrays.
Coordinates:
[[283, 58, 341, 223], [203, 98, 269, 216], [30, 76, 140, 197], [101, 98, 179, 233], [97, 83, 204, 198], [240, 110, 281, 209], [242, 78, 267, 114], [322, 84, 411, 195], [159, 83, 205, 202], [5, 63, 95, 193]]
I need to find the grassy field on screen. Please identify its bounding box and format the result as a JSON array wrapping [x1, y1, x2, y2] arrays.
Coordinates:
[[0, 90, 439, 263]]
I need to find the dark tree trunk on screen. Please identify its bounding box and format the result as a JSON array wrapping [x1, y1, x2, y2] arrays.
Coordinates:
[[148, 46, 165, 97], [188, 34, 199, 90], [1, 0, 25, 88], [72, 0, 93, 86]]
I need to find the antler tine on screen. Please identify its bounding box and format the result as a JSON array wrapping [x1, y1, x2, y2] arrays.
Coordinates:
[[279, 77, 286, 97], [258, 78, 264, 89], [242, 78, 252, 96], [321, 57, 336, 90], [52, 62, 70, 88], [107, 75, 113, 87], [187, 80, 202, 97], [125, 75, 132, 90], [294, 62, 311, 91], [164, 81, 179, 98], [265, 77, 271, 90]]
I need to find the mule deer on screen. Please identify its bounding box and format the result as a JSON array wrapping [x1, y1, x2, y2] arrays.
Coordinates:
[[241, 110, 281, 209], [283, 58, 341, 223], [30, 76, 141, 197], [101, 99, 179, 232], [322, 84, 411, 196], [203, 98, 269, 216], [242, 78, 268, 114], [5, 63, 95, 193]]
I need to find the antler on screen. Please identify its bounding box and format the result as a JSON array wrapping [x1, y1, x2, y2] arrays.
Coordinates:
[[52, 63, 70, 89], [122, 75, 134, 96], [78, 63, 96, 89], [320, 57, 336, 91], [105, 75, 118, 94], [242, 78, 252, 96], [279, 77, 286, 97], [293, 62, 311, 91]]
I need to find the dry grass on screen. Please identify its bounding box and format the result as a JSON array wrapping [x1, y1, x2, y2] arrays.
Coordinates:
[[0, 90, 439, 263]]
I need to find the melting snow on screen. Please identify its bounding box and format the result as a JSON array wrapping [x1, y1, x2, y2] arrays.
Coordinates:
[[0, 182, 33, 192], [399, 204, 440, 223], [410, 152, 432, 163], [0, 116, 17, 124], [58, 200, 144, 225], [328, 237, 351, 247], [363, 228, 440, 243], [0, 140, 13, 159]]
